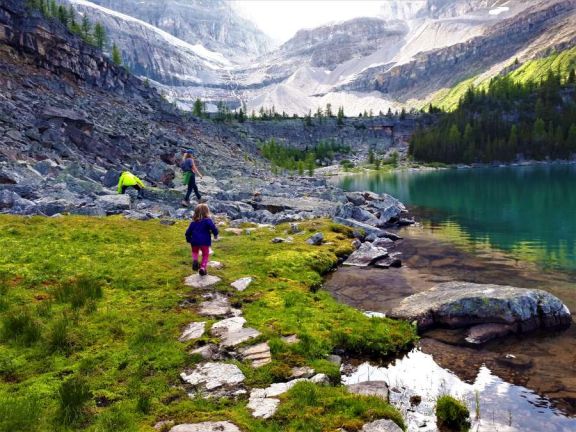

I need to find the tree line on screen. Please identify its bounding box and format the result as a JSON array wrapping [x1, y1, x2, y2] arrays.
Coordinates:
[[259, 138, 351, 175], [27, 0, 122, 66], [409, 69, 576, 164]]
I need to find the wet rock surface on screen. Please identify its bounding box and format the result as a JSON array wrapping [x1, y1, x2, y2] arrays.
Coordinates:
[[389, 281, 572, 336]]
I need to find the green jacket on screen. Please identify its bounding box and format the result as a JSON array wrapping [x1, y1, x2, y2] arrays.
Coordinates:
[[117, 172, 145, 193]]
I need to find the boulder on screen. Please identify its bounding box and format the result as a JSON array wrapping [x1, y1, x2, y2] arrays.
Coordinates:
[[170, 422, 241, 432], [247, 396, 280, 419], [290, 366, 315, 379], [346, 192, 366, 206], [361, 419, 403, 432], [95, 194, 131, 213], [389, 281, 572, 334], [343, 243, 388, 267], [306, 232, 324, 245], [333, 217, 384, 237], [368, 194, 406, 224]]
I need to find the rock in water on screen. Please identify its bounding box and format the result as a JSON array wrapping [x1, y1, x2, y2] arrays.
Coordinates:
[[343, 242, 388, 267], [170, 422, 241, 432], [389, 281, 572, 334], [361, 419, 403, 432]]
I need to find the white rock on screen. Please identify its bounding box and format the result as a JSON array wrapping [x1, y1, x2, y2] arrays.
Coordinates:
[[170, 421, 241, 432], [211, 317, 247, 336], [221, 327, 261, 347], [184, 274, 221, 288], [361, 419, 403, 432], [291, 366, 315, 379], [179, 321, 205, 342], [250, 378, 306, 398], [199, 294, 231, 316], [230, 277, 253, 291], [208, 261, 224, 269], [310, 373, 330, 385], [180, 363, 245, 390], [240, 342, 272, 368], [247, 396, 280, 419]]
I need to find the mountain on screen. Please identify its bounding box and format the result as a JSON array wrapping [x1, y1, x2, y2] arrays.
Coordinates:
[[64, 0, 576, 115]]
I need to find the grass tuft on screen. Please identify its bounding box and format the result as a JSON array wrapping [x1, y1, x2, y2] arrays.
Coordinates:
[[57, 376, 92, 426], [436, 394, 471, 432]]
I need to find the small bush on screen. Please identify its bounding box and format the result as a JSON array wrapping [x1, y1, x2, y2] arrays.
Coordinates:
[[436, 395, 471, 432], [136, 391, 151, 414], [57, 376, 92, 425], [0, 395, 40, 432], [54, 275, 103, 309], [47, 316, 74, 353], [1, 310, 41, 345]]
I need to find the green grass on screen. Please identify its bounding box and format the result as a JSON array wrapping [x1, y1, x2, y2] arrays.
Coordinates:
[[0, 215, 416, 431], [435, 395, 471, 432]]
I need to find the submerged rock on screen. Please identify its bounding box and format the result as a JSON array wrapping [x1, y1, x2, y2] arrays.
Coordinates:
[[389, 282, 572, 336]]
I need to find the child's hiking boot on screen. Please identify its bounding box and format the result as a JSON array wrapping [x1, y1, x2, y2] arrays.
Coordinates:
[[192, 260, 199, 271], [199, 267, 207, 276]]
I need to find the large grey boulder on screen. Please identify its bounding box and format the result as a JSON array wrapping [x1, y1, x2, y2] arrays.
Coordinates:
[[343, 242, 388, 267], [180, 362, 245, 390], [95, 194, 131, 212], [333, 217, 384, 237], [389, 281, 572, 335], [367, 193, 406, 225]]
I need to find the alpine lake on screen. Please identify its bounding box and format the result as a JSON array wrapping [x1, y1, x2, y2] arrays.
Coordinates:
[[327, 163, 576, 432]]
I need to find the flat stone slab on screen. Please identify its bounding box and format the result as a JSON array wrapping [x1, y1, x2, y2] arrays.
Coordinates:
[[180, 362, 245, 390], [184, 274, 221, 288], [389, 281, 572, 333], [250, 378, 307, 399], [240, 342, 272, 368], [347, 381, 389, 401], [361, 419, 403, 432], [179, 321, 205, 342], [247, 396, 280, 419], [190, 344, 220, 361], [199, 294, 231, 317], [281, 334, 299, 344], [170, 421, 241, 432], [291, 366, 315, 379], [211, 317, 261, 347], [208, 261, 224, 269], [231, 277, 252, 291], [343, 242, 388, 267], [212, 317, 247, 336]]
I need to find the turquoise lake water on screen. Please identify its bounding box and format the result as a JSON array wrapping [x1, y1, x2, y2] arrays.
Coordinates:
[[339, 163, 576, 272]]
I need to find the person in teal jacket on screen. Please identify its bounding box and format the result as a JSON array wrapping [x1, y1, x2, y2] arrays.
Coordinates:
[[117, 171, 145, 196]]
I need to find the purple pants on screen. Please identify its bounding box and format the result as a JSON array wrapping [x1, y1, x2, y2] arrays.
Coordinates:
[[191, 245, 209, 270]]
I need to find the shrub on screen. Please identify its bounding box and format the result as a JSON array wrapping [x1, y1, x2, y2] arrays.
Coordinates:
[[57, 376, 92, 425], [47, 316, 74, 353], [54, 275, 103, 309], [436, 395, 471, 432], [0, 395, 40, 432], [1, 310, 41, 345]]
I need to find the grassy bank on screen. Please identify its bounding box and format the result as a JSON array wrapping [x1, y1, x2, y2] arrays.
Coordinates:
[[0, 215, 416, 431]]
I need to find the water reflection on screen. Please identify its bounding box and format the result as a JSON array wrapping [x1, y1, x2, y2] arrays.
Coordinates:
[[338, 164, 576, 270], [343, 348, 576, 432]]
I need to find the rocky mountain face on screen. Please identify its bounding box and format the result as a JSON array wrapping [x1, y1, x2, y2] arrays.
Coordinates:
[[64, 0, 576, 115], [0, 0, 361, 223]]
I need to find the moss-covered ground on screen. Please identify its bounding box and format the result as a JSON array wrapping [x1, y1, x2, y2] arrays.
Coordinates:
[[0, 215, 416, 431]]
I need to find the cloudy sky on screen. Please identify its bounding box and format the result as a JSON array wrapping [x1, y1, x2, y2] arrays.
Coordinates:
[[233, 1, 386, 43]]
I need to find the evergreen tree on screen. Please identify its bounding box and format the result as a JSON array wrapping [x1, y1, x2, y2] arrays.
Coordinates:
[[81, 14, 91, 40], [399, 108, 406, 120], [192, 98, 203, 117], [297, 160, 304, 176], [368, 149, 375, 164], [93, 22, 106, 50], [325, 103, 333, 118], [336, 106, 344, 126], [238, 108, 245, 123], [111, 43, 122, 66]]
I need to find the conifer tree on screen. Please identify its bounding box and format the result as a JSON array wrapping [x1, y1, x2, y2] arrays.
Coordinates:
[[94, 22, 106, 49], [192, 98, 203, 117], [336, 106, 344, 126], [111, 43, 122, 66]]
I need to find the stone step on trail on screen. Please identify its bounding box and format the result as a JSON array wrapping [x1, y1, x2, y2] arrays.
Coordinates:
[[239, 342, 271, 368], [184, 274, 221, 289], [180, 362, 246, 398], [178, 321, 205, 342], [211, 316, 261, 347], [169, 421, 241, 432]]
